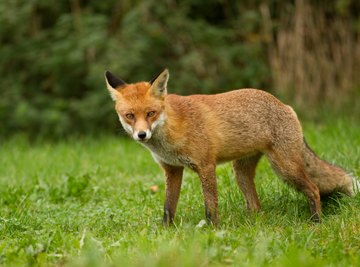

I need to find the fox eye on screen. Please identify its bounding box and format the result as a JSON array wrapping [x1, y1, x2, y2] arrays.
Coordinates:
[[147, 111, 156, 117], [125, 113, 135, 120]]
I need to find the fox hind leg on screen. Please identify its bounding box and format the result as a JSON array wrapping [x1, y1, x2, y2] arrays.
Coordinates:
[[266, 149, 321, 222], [232, 154, 262, 212]]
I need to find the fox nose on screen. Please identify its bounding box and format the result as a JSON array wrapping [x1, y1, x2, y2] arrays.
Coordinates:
[[137, 131, 147, 140]]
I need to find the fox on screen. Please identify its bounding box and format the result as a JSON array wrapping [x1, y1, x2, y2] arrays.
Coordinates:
[[104, 69, 357, 225]]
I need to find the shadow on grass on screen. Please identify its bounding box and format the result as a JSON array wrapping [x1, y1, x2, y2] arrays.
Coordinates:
[[321, 193, 352, 216]]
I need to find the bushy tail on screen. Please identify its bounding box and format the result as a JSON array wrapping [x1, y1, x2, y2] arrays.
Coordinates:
[[303, 140, 358, 196]]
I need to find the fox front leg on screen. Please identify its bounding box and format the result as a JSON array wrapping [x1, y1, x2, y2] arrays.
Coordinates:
[[196, 164, 219, 226], [160, 163, 184, 226]]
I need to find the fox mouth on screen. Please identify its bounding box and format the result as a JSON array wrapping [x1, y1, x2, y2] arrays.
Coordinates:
[[137, 138, 150, 143]]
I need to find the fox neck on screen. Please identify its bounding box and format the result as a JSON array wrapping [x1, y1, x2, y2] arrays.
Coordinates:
[[142, 106, 185, 149], [142, 112, 189, 167], [147, 111, 171, 143]]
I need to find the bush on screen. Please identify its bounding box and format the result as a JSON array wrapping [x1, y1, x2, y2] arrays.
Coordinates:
[[0, 0, 359, 138]]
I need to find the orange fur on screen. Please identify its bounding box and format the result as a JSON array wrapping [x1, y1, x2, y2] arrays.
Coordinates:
[[105, 69, 356, 225]]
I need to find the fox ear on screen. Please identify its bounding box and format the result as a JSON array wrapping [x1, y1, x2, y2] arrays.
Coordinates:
[[149, 69, 169, 98], [105, 71, 126, 101]]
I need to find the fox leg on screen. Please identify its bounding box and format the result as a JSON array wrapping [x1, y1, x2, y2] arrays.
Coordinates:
[[266, 150, 321, 222], [160, 163, 184, 226], [232, 154, 262, 212], [196, 164, 219, 226]]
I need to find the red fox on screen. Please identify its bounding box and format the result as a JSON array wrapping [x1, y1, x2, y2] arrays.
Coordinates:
[[105, 69, 357, 225]]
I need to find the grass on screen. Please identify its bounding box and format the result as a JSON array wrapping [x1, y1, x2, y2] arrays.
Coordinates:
[[0, 119, 359, 266]]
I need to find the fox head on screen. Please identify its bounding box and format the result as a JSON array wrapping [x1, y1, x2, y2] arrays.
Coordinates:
[[105, 69, 169, 141]]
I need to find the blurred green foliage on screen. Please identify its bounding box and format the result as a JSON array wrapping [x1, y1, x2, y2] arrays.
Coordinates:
[[0, 0, 359, 138]]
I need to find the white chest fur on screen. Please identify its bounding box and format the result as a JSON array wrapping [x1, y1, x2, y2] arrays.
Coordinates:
[[142, 137, 193, 167]]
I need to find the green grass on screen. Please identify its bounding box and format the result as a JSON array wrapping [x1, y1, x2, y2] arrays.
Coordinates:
[[0, 119, 360, 266]]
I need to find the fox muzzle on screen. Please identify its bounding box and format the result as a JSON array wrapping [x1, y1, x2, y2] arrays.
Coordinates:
[[133, 129, 152, 141]]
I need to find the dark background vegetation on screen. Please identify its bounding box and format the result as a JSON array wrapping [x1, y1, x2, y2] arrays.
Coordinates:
[[1, 0, 359, 139]]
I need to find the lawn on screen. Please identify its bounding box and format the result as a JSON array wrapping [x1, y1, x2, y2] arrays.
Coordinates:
[[0, 119, 359, 266]]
